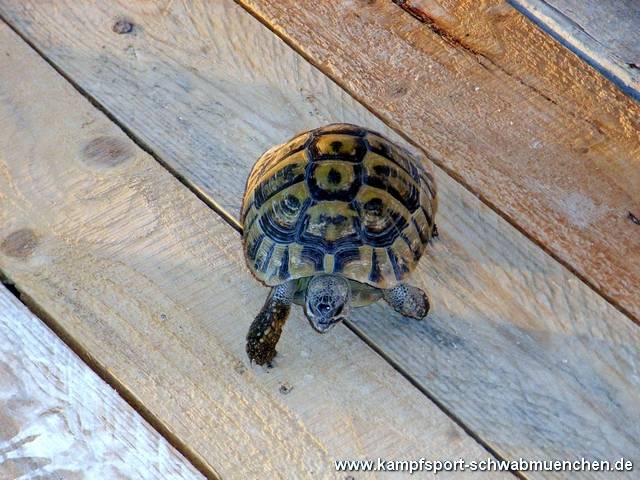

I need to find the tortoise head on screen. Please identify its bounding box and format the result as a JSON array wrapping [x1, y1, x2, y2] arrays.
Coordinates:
[[304, 275, 351, 333]]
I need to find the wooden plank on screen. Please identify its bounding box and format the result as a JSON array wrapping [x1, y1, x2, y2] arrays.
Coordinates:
[[0, 1, 637, 476], [0, 23, 508, 479], [0, 283, 204, 480], [233, 0, 640, 323], [509, 0, 639, 100]]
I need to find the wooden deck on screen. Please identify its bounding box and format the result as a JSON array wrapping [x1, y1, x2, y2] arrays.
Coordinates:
[[0, 1, 638, 479]]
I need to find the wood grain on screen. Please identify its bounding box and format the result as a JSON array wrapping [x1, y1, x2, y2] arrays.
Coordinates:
[[0, 284, 204, 480], [234, 0, 640, 324], [0, 22, 507, 479], [509, 0, 639, 100], [0, 1, 637, 477]]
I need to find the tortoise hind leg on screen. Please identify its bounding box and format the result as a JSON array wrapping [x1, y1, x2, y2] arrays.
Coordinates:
[[383, 284, 430, 320], [246, 281, 296, 365]]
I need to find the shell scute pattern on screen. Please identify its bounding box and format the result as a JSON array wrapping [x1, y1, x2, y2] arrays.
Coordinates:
[[242, 124, 437, 289]]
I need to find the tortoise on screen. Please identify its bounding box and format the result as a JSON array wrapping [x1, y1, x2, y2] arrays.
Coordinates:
[[241, 123, 438, 365]]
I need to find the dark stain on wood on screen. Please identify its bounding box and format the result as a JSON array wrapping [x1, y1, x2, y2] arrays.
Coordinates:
[[112, 19, 134, 34], [1, 229, 39, 258], [278, 382, 293, 394], [391, 84, 408, 97], [81, 136, 134, 167], [422, 323, 464, 349]]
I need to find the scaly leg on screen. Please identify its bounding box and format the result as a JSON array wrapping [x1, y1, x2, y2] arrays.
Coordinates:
[[246, 281, 295, 365], [383, 283, 430, 319]]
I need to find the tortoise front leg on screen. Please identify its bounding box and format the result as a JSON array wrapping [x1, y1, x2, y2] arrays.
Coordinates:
[[383, 283, 430, 320], [246, 281, 296, 365]]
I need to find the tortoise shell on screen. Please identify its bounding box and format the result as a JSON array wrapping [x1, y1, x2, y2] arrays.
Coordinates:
[[241, 124, 437, 289]]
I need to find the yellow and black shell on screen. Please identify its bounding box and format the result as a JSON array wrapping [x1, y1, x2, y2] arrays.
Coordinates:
[[241, 124, 437, 290]]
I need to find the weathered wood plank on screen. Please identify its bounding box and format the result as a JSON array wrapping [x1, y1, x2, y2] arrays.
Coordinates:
[[0, 283, 204, 480], [0, 22, 507, 479], [509, 0, 639, 100], [235, 0, 640, 323], [1, 1, 638, 477]]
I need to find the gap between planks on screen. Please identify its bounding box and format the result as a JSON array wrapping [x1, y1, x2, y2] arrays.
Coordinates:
[[0, 15, 511, 472]]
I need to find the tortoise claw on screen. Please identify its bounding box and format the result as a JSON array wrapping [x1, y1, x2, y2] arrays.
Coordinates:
[[246, 339, 278, 366]]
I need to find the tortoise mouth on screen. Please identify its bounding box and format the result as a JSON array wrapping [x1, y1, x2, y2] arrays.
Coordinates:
[[309, 316, 345, 333]]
